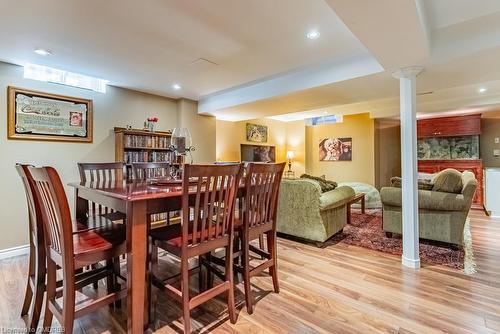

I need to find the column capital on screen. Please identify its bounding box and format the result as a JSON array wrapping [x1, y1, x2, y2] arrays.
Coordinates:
[[392, 66, 424, 79]]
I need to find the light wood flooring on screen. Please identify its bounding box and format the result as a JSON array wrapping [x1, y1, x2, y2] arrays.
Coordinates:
[[1, 210, 499, 333]]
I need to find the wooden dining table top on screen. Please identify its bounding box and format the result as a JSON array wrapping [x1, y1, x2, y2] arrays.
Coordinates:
[[69, 180, 199, 201], [69, 178, 246, 202]]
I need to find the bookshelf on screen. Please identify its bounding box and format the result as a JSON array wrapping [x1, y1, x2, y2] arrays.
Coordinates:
[[114, 127, 180, 227]]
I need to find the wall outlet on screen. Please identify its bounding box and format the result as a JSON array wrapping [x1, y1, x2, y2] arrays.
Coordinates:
[[494, 149, 500, 157], [495, 137, 500, 144]]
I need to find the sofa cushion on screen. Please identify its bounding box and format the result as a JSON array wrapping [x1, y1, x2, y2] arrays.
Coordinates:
[[432, 169, 463, 193], [319, 186, 355, 210]]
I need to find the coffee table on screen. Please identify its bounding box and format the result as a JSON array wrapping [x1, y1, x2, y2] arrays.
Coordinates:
[[347, 193, 365, 224]]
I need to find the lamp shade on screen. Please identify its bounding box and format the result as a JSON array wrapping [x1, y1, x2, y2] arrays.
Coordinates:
[[286, 150, 294, 160]]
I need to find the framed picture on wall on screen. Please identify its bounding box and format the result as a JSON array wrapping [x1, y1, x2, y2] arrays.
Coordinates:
[[319, 137, 352, 161], [7, 86, 93, 143], [246, 123, 268, 143]]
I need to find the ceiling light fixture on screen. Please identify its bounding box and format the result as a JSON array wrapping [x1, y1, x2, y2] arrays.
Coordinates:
[[34, 48, 52, 56], [478, 87, 487, 93], [172, 84, 182, 90], [306, 30, 320, 40]]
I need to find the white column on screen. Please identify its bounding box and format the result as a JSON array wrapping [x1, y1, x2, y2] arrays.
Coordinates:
[[392, 66, 423, 269]]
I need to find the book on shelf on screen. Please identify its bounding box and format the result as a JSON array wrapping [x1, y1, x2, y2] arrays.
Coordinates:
[[124, 134, 171, 149], [123, 151, 174, 164]]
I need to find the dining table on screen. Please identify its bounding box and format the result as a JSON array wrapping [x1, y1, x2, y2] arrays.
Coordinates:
[[70, 179, 187, 333]]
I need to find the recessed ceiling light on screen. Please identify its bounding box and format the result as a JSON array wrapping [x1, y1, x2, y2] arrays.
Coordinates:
[[172, 84, 182, 90], [34, 48, 52, 56], [306, 30, 320, 40], [478, 87, 487, 93]]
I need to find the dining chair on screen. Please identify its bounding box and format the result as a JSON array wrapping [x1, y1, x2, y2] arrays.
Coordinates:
[[28, 166, 127, 333], [16, 164, 46, 331], [206, 162, 285, 314], [131, 161, 172, 180], [149, 163, 243, 333], [77, 162, 127, 228]]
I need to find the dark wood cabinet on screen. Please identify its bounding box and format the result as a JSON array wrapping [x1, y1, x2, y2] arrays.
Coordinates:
[[418, 160, 483, 208], [417, 114, 481, 138]]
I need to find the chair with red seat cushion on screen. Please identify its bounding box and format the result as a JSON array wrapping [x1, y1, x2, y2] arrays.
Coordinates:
[[149, 163, 243, 333], [28, 166, 126, 333], [206, 162, 285, 314]]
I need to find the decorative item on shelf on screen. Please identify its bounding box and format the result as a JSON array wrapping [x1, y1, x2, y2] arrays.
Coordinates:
[[284, 150, 295, 178], [145, 117, 158, 132], [170, 128, 195, 175]]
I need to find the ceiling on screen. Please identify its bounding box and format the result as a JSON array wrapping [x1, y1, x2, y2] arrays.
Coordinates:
[[0, 0, 369, 100], [2, 0, 500, 121]]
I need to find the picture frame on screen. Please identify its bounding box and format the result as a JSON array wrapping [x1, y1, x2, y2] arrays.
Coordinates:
[[319, 137, 352, 161], [7, 86, 93, 143], [246, 123, 268, 143]]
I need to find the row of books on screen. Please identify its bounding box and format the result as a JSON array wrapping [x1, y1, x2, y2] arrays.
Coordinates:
[[124, 135, 171, 149], [123, 151, 174, 164]]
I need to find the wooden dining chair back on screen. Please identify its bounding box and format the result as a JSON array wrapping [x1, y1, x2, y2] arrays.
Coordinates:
[[78, 162, 125, 183], [28, 166, 126, 333], [182, 163, 242, 251], [16, 164, 46, 331], [238, 162, 285, 314], [150, 163, 243, 333], [132, 161, 171, 180], [77, 162, 126, 227]]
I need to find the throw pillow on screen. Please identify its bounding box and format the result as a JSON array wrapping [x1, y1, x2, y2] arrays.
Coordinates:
[[300, 174, 337, 192], [432, 169, 463, 194], [390, 176, 434, 190]]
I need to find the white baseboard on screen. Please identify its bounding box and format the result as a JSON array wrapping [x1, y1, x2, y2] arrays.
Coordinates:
[[0, 244, 29, 260], [402, 255, 421, 269]]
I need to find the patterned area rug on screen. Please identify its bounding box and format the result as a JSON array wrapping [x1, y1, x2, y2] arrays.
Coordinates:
[[328, 209, 476, 273]]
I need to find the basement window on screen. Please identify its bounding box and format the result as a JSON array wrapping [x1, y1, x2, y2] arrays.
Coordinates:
[[24, 63, 108, 93]]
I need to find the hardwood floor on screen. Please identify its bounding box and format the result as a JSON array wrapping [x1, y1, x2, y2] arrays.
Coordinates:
[[1, 210, 499, 333]]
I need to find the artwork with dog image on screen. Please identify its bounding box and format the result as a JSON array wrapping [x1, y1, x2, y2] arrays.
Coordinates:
[[319, 137, 352, 161]]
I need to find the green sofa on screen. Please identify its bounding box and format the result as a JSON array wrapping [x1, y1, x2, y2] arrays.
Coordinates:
[[277, 178, 355, 243], [380, 171, 477, 246]]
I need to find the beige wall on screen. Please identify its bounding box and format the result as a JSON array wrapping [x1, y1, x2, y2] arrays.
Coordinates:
[[481, 117, 500, 167], [177, 99, 216, 164], [305, 113, 375, 185], [285, 120, 306, 176], [216, 118, 288, 163], [0, 61, 214, 250]]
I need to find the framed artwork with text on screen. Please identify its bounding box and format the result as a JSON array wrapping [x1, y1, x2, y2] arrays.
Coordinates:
[[7, 86, 93, 143]]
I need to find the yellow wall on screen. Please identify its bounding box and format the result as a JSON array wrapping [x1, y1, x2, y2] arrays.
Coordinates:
[[305, 113, 375, 185], [0, 61, 215, 250], [216, 118, 288, 163], [285, 120, 306, 176]]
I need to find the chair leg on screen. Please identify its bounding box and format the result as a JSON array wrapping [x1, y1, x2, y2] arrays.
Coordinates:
[[181, 258, 191, 334], [148, 243, 158, 327], [105, 260, 117, 309], [27, 249, 46, 331], [42, 259, 57, 333], [92, 263, 99, 289], [198, 254, 206, 293], [21, 243, 35, 317], [267, 231, 280, 293], [206, 252, 214, 289], [61, 268, 76, 334], [225, 245, 236, 324], [258, 234, 265, 258], [242, 236, 253, 314], [112, 257, 122, 308]]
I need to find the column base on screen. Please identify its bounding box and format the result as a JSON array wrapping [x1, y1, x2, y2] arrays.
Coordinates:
[[402, 255, 420, 269]]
